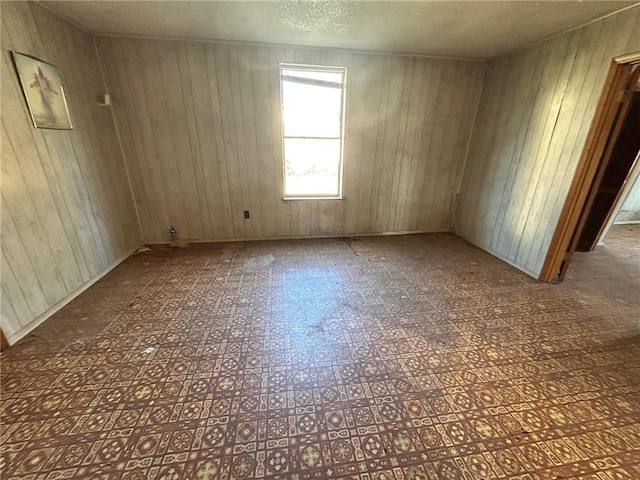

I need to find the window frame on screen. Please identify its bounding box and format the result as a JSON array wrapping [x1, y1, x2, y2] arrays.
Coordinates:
[[279, 63, 348, 201]]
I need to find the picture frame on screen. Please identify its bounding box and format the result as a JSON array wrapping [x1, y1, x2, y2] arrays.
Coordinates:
[[11, 51, 73, 130]]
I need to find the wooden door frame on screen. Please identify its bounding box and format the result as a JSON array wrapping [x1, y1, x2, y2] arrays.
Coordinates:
[[539, 51, 640, 282], [0, 328, 9, 352], [572, 81, 640, 254]]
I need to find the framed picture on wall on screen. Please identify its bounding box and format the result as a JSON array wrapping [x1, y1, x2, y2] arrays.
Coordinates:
[[11, 51, 73, 129]]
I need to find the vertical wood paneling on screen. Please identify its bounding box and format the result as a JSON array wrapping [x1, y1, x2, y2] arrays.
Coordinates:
[[459, 6, 640, 277], [97, 37, 485, 242], [157, 41, 204, 240], [1, 2, 140, 343], [408, 60, 443, 229], [252, 47, 278, 237], [616, 174, 640, 223]]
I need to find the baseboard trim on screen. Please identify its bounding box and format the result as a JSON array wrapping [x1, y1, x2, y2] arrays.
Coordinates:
[[6, 247, 137, 347], [143, 229, 449, 245], [613, 220, 640, 225]]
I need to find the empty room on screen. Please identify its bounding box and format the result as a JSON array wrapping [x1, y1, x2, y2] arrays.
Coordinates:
[[1, 1, 640, 478]]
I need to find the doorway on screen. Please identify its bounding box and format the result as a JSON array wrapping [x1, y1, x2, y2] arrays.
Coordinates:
[[574, 89, 640, 252], [596, 151, 640, 247], [540, 52, 640, 282]]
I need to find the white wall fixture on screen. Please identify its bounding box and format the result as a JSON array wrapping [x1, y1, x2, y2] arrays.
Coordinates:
[[98, 93, 111, 106]]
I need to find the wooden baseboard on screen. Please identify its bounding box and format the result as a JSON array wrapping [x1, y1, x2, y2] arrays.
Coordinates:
[[142, 229, 449, 245], [5, 248, 137, 347]]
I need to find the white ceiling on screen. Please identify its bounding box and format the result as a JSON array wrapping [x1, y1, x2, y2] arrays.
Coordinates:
[[42, 1, 638, 59]]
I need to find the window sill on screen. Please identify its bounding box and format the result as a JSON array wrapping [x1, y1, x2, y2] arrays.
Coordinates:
[[283, 196, 343, 201]]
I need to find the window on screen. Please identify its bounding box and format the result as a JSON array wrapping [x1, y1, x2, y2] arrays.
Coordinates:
[[280, 64, 347, 199]]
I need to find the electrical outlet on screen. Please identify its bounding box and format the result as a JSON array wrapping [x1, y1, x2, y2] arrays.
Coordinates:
[[244, 210, 250, 219]]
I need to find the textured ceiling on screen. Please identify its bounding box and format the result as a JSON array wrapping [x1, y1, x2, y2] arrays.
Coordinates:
[[41, 1, 638, 59]]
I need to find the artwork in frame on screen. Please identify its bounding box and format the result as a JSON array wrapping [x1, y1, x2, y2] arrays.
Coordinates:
[[12, 51, 73, 129]]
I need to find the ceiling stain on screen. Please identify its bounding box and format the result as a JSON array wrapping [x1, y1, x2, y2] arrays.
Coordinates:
[[279, 1, 352, 36]]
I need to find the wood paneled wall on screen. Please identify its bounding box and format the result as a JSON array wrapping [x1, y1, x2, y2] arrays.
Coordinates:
[[616, 173, 640, 223], [459, 7, 640, 277], [1, 2, 140, 343], [96, 37, 485, 242]]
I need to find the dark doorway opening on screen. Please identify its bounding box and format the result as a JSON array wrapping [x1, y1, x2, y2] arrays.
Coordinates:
[[575, 90, 640, 252]]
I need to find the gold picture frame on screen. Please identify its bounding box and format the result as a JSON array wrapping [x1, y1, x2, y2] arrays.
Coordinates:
[[12, 51, 73, 130]]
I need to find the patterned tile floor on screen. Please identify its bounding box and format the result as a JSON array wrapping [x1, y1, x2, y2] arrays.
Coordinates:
[[1, 226, 639, 480]]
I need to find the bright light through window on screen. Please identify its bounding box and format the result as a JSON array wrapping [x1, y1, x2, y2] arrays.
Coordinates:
[[280, 65, 346, 199]]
